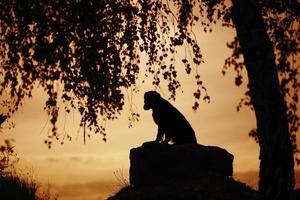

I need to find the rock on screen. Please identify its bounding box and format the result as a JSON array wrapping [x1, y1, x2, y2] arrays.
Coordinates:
[[107, 142, 261, 200], [129, 142, 234, 187]]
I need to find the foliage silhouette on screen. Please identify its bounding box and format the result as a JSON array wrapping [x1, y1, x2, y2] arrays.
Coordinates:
[[0, 0, 207, 146]]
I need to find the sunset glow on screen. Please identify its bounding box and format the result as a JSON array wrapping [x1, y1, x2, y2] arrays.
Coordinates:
[[1, 21, 299, 200]]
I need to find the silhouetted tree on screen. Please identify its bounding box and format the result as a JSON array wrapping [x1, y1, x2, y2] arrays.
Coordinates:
[[0, 1, 299, 199], [202, 0, 299, 200]]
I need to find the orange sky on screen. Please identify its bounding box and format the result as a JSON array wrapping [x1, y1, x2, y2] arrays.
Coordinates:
[[1, 23, 299, 200]]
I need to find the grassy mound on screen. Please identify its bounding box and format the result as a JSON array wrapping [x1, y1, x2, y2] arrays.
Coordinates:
[[107, 174, 262, 200], [0, 173, 38, 200]]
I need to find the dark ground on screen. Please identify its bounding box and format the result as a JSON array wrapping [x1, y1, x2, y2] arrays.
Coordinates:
[[107, 174, 262, 200]]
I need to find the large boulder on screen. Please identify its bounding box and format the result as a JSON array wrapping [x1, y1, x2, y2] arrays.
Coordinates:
[[129, 142, 234, 187]]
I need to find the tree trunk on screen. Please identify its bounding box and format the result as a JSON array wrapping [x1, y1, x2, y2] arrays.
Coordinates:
[[231, 0, 295, 200]]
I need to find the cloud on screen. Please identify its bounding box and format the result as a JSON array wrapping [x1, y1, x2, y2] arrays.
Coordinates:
[[68, 156, 82, 162], [42, 155, 95, 163], [46, 156, 83, 163], [47, 157, 61, 163]]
